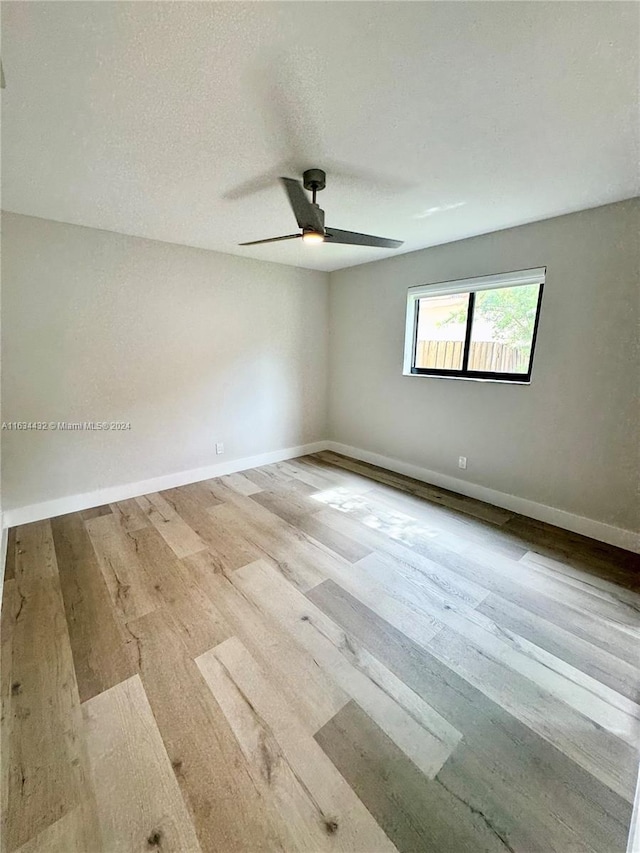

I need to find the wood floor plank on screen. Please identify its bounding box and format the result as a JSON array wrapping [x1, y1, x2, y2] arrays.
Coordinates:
[[365, 484, 528, 559], [520, 549, 640, 610], [312, 475, 526, 567], [249, 480, 319, 526], [348, 556, 639, 779], [88, 511, 231, 655], [312, 546, 444, 650], [232, 560, 460, 777], [433, 734, 624, 853], [514, 513, 640, 564], [80, 505, 113, 521], [349, 490, 640, 623], [196, 476, 257, 504], [205, 500, 334, 591], [317, 450, 514, 526], [316, 451, 421, 490], [4, 528, 17, 581], [428, 626, 638, 802], [3, 457, 637, 853], [273, 458, 344, 491], [502, 516, 640, 587], [248, 477, 373, 563], [127, 608, 295, 852], [199, 637, 397, 852], [299, 454, 383, 494], [108, 498, 150, 533], [308, 579, 633, 853], [14, 802, 102, 853], [181, 553, 349, 731], [312, 501, 508, 597], [85, 514, 158, 622], [355, 552, 640, 746], [121, 526, 231, 658], [359, 547, 489, 609], [1, 580, 18, 853], [315, 700, 511, 853], [218, 471, 263, 496], [83, 674, 201, 852], [312, 498, 435, 548], [375, 528, 640, 667], [4, 521, 98, 851], [471, 544, 640, 629], [135, 492, 207, 558], [477, 591, 640, 702], [195, 649, 338, 852], [159, 485, 264, 571], [296, 514, 373, 563], [341, 495, 539, 590], [305, 546, 445, 646], [164, 481, 226, 512], [242, 465, 296, 490], [50, 513, 137, 702], [306, 457, 518, 566], [294, 455, 378, 500]]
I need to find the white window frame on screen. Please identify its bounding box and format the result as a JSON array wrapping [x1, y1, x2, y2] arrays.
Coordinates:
[[402, 267, 546, 381]]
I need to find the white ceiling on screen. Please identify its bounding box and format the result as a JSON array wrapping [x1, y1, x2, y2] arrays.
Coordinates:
[[2, 2, 638, 272]]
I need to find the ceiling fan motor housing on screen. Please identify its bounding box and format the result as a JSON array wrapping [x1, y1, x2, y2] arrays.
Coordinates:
[[303, 168, 326, 192]]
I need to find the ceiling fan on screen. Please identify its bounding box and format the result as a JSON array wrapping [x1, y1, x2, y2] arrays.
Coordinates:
[[239, 169, 403, 249]]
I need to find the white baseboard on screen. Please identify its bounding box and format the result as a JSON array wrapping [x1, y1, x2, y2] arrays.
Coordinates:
[[3, 438, 638, 554], [326, 441, 640, 553], [1, 441, 329, 528]]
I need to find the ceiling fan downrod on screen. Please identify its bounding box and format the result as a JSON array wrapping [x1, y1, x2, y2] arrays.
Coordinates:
[[303, 168, 326, 205]]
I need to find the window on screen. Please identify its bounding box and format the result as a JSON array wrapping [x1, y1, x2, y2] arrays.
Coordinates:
[[403, 267, 545, 382]]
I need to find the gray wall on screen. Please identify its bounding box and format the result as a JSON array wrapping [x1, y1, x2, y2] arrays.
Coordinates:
[[328, 199, 639, 533], [2, 214, 329, 510], [3, 202, 638, 535]]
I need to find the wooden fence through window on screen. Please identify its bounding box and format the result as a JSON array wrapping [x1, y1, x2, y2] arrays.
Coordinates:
[[416, 340, 527, 373]]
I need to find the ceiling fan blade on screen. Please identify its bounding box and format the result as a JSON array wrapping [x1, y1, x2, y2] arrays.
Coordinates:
[[325, 227, 403, 249], [239, 233, 301, 246], [280, 178, 324, 232]]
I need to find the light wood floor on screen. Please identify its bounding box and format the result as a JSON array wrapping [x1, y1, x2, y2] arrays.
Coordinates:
[[2, 451, 639, 852]]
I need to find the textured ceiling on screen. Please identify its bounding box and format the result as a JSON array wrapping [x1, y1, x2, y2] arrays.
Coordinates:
[[2, 1, 638, 272]]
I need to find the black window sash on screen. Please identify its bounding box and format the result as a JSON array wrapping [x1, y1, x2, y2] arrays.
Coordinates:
[[461, 291, 475, 372], [410, 284, 544, 382]]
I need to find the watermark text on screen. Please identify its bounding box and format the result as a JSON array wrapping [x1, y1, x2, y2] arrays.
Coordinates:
[[2, 421, 132, 431]]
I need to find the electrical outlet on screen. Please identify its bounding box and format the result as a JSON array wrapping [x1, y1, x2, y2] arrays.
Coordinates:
[[458, 456, 467, 470], [216, 442, 224, 455]]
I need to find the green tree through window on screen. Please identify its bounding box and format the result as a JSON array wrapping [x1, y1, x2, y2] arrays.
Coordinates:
[[439, 283, 539, 361]]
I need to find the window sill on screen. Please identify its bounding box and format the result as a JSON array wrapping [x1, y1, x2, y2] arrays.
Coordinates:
[[402, 371, 531, 385]]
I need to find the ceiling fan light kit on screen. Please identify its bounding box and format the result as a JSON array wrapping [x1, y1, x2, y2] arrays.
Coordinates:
[[302, 231, 325, 244], [239, 168, 403, 250]]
